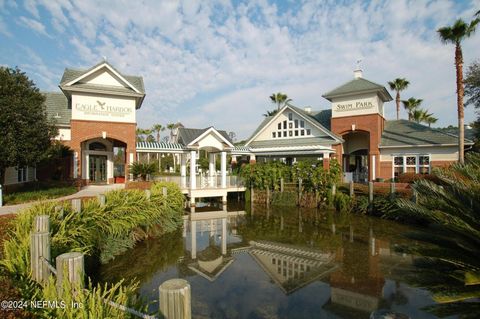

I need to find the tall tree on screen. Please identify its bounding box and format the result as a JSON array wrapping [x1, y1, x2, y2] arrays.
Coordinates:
[[151, 124, 165, 143], [0, 67, 57, 185], [167, 123, 175, 142], [262, 109, 278, 117], [423, 112, 438, 127], [269, 92, 291, 111], [402, 97, 423, 121], [465, 60, 480, 109], [438, 18, 479, 164], [388, 78, 410, 120]]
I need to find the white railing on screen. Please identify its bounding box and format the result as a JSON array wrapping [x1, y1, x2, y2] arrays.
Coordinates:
[[153, 175, 243, 189]]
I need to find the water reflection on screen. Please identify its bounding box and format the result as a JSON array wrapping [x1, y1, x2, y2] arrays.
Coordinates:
[[94, 205, 441, 318]]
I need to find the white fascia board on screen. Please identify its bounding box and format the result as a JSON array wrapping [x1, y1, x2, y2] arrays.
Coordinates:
[[379, 143, 471, 149], [188, 127, 234, 148]]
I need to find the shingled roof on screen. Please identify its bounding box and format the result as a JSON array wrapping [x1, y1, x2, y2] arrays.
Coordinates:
[[177, 127, 233, 145], [43, 92, 70, 126], [322, 77, 392, 102], [380, 120, 474, 147]]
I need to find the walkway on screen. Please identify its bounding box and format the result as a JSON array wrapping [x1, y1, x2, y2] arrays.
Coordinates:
[[0, 184, 125, 216]]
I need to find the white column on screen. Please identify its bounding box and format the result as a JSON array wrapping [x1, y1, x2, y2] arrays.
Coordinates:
[[208, 153, 215, 187], [221, 218, 227, 255], [190, 150, 196, 190], [107, 154, 113, 184], [221, 151, 227, 188], [250, 154, 256, 162], [85, 153, 89, 180], [129, 152, 134, 181], [371, 155, 376, 181], [180, 153, 187, 188]]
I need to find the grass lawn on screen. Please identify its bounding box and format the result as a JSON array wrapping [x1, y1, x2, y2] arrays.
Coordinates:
[[3, 181, 77, 206]]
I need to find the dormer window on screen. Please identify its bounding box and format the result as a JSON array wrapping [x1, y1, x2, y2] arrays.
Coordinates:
[[288, 113, 293, 120]]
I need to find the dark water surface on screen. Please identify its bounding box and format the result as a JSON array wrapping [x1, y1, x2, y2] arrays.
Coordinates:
[[92, 204, 449, 319]]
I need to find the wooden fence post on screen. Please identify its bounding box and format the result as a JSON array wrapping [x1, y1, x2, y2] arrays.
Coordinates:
[[349, 181, 354, 197], [71, 199, 81, 213], [280, 178, 284, 193], [162, 187, 168, 196], [368, 181, 374, 203], [266, 187, 270, 206], [159, 279, 191, 319], [56, 252, 84, 292], [34, 215, 50, 232], [98, 194, 106, 206], [298, 178, 302, 205], [30, 230, 50, 284], [55, 205, 64, 219], [390, 182, 395, 197], [331, 184, 336, 197], [145, 189, 151, 200]]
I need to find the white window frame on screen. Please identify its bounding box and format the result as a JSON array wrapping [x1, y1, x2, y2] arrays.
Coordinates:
[[391, 154, 431, 178], [17, 166, 28, 183]]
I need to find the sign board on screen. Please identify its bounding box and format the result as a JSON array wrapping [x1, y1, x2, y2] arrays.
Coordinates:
[[71, 94, 136, 123], [331, 95, 383, 118]]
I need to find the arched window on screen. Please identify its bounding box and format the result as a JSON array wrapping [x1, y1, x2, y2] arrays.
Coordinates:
[[89, 142, 107, 151]]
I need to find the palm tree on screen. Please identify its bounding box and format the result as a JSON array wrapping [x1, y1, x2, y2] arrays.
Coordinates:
[[262, 109, 278, 117], [388, 78, 410, 120], [438, 18, 479, 164], [402, 97, 423, 121], [423, 111, 438, 127], [269, 92, 291, 111], [167, 123, 175, 142], [152, 124, 165, 143]]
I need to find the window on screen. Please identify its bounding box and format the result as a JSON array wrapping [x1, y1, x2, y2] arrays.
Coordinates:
[[300, 120, 305, 128], [17, 167, 27, 182], [295, 130, 299, 136], [393, 156, 404, 177], [289, 131, 292, 136], [283, 131, 287, 137], [278, 131, 281, 138], [289, 123, 293, 129], [294, 119, 298, 128], [89, 142, 107, 151], [272, 132, 276, 138], [278, 123, 281, 130], [283, 121, 287, 129], [406, 156, 416, 173], [301, 130, 305, 136], [306, 129, 311, 135], [419, 156, 430, 174], [288, 113, 293, 120]]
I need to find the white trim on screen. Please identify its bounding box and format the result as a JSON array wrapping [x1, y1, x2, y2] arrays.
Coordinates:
[[245, 104, 342, 146], [188, 127, 234, 148], [64, 62, 141, 94], [380, 143, 473, 149]]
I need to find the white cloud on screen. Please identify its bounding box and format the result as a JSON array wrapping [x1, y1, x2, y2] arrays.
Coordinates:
[[12, 0, 480, 138], [0, 16, 12, 37], [17, 16, 50, 37]]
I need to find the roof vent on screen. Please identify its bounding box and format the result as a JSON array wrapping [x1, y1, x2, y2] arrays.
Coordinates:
[[304, 107, 312, 113], [354, 69, 363, 79]]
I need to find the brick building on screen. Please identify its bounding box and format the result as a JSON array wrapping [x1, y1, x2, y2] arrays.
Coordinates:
[[241, 69, 473, 182]]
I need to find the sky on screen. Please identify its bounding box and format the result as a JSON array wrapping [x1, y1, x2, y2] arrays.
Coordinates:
[[1, 0, 479, 140]]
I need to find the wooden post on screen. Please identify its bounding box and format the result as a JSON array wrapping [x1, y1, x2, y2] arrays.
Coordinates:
[[368, 181, 374, 203], [55, 205, 64, 219], [98, 194, 106, 206], [266, 187, 270, 206], [412, 189, 418, 204], [162, 187, 168, 196], [145, 189, 151, 200], [280, 178, 284, 193], [331, 184, 336, 197], [56, 252, 84, 291], [30, 231, 50, 284], [250, 184, 254, 203], [349, 181, 354, 197], [71, 199, 81, 213], [34, 215, 50, 232], [159, 279, 191, 319], [298, 178, 302, 205], [390, 182, 395, 197]]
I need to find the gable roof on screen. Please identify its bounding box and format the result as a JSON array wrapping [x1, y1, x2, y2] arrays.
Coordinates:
[[380, 120, 474, 147], [177, 127, 233, 146], [60, 61, 145, 94], [322, 78, 392, 102], [43, 92, 71, 126], [245, 104, 343, 146]]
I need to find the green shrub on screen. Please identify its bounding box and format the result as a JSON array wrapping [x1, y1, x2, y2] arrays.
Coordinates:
[[128, 162, 158, 181], [352, 195, 370, 214], [333, 192, 353, 213], [271, 191, 297, 206]]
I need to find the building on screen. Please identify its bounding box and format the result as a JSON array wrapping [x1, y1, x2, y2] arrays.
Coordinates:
[[242, 69, 474, 182]]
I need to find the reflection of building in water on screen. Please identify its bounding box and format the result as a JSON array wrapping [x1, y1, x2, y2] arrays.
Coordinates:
[[324, 228, 414, 317], [249, 240, 339, 294], [183, 211, 246, 282]]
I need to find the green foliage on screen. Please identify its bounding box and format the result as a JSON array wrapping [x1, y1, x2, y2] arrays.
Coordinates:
[[396, 153, 480, 315], [0, 67, 58, 185], [352, 195, 369, 215], [465, 60, 480, 109], [333, 192, 353, 213], [3, 182, 76, 205], [271, 191, 297, 206], [128, 162, 158, 181]]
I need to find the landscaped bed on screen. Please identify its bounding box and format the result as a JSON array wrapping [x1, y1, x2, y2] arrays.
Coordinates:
[[2, 181, 77, 205], [0, 181, 184, 318]]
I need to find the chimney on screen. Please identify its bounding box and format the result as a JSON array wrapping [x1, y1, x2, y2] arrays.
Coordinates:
[[304, 107, 312, 113], [354, 69, 363, 79]]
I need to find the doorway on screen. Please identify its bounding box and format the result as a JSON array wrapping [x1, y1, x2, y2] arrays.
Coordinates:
[[89, 155, 107, 183]]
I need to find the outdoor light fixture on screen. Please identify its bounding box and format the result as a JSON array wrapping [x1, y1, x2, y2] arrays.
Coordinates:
[[351, 124, 356, 131], [102, 131, 107, 139]]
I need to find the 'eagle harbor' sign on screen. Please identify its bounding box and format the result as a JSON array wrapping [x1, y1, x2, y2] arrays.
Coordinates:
[[71, 94, 136, 123]]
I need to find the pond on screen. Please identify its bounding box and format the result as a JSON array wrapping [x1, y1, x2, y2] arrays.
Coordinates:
[[92, 204, 448, 319]]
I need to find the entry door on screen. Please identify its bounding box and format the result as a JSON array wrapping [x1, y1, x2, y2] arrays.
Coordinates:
[[89, 155, 107, 183]]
